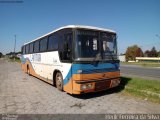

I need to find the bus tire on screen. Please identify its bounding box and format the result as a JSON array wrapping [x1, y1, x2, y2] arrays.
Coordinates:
[[55, 72, 63, 91], [27, 65, 30, 76]]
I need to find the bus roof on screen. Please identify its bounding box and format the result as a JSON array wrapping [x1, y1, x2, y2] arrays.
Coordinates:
[[24, 25, 116, 45]]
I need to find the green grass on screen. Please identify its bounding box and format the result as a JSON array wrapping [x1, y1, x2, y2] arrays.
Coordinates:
[[121, 62, 160, 67], [120, 77, 160, 103], [8, 57, 21, 63]]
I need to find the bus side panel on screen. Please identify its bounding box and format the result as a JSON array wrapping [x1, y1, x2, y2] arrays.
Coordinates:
[[21, 54, 53, 84], [62, 63, 73, 94], [21, 54, 29, 73], [21, 52, 74, 91], [63, 79, 73, 94]]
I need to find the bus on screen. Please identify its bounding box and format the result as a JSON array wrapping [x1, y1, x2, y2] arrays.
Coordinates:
[[21, 25, 120, 94]]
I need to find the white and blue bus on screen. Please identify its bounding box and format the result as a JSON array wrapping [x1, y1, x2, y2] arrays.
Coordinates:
[[21, 25, 120, 94]]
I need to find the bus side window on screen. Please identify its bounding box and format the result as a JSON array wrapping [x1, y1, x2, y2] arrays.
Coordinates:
[[22, 46, 25, 54], [25, 44, 29, 54], [64, 33, 72, 59], [48, 33, 58, 51], [40, 37, 47, 52], [59, 33, 72, 62], [34, 40, 40, 53], [29, 42, 34, 54]]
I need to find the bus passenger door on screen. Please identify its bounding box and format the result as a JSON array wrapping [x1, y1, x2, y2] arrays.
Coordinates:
[[59, 33, 73, 93]]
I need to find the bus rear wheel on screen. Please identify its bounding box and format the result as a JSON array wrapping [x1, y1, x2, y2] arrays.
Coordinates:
[[27, 65, 30, 75], [56, 72, 63, 91]]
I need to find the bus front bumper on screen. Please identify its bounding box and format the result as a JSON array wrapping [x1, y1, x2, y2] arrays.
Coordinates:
[[72, 77, 121, 94]]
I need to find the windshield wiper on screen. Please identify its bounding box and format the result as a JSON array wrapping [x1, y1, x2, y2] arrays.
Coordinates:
[[103, 47, 116, 63], [108, 51, 116, 63], [92, 53, 101, 64]]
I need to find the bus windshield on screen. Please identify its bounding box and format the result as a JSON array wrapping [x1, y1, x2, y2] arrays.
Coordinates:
[[101, 32, 117, 61], [74, 30, 117, 62]]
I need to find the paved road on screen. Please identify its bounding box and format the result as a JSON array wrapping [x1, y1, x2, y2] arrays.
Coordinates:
[[120, 64, 160, 80], [0, 58, 160, 114]]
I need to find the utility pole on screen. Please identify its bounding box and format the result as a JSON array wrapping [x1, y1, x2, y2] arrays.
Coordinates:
[[155, 34, 160, 63], [14, 35, 16, 61]]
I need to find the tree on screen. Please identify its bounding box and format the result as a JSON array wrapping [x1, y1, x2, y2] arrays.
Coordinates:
[[144, 46, 158, 57], [0, 52, 3, 58], [125, 45, 143, 61], [144, 50, 150, 57], [158, 51, 160, 57], [150, 47, 158, 57], [136, 47, 144, 57]]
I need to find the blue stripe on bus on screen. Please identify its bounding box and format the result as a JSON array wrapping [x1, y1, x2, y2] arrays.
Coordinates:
[[20, 55, 27, 64], [20, 56, 119, 86], [72, 63, 119, 74], [63, 63, 119, 85]]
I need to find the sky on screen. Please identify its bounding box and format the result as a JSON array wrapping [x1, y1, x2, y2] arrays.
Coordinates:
[[0, 0, 160, 54]]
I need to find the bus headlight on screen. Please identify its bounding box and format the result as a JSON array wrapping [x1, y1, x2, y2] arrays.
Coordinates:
[[81, 85, 87, 90], [77, 70, 82, 74], [111, 79, 120, 87], [81, 83, 92, 90]]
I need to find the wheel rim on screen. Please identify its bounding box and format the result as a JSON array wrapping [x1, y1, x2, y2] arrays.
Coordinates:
[[56, 73, 63, 90], [27, 68, 29, 74], [57, 74, 62, 86]]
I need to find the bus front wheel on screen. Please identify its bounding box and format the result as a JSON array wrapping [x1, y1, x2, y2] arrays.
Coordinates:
[[56, 72, 63, 91]]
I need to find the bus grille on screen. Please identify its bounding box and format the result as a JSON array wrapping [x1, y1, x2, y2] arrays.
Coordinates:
[[95, 80, 111, 91]]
